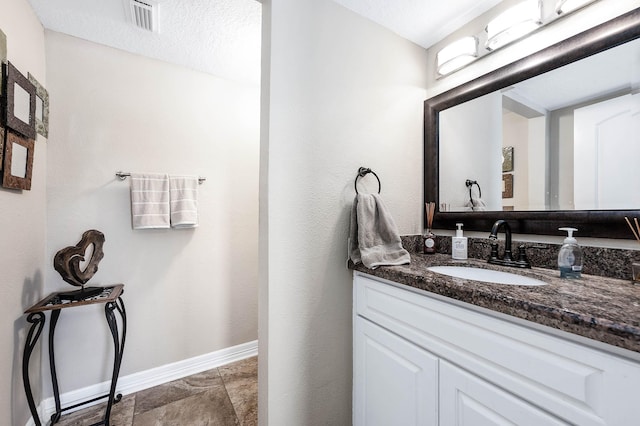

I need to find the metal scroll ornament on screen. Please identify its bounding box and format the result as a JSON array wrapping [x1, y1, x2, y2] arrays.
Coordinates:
[[53, 229, 105, 300]]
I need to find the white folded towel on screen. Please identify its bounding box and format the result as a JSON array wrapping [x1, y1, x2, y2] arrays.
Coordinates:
[[130, 173, 170, 229], [348, 193, 410, 269], [169, 175, 199, 228]]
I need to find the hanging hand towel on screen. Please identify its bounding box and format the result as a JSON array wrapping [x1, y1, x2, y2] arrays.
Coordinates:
[[130, 173, 170, 229], [348, 193, 410, 269], [465, 179, 487, 211], [464, 197, 487, 211], [169, 175, 199, 228]]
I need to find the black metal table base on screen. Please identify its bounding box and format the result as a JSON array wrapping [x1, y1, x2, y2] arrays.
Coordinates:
[[22, 291, 127, 426]]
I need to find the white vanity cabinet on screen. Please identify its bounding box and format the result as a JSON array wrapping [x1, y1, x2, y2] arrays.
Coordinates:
[[353, 273, 640, 426], [354, 316, 438, 426]]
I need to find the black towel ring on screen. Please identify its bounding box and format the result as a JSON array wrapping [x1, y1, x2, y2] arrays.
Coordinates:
[[355, 167, 381, 194], [465, 179, 481, 200]]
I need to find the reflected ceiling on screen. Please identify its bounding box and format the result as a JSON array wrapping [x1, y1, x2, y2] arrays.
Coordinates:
[[506, 38, 640, 110]]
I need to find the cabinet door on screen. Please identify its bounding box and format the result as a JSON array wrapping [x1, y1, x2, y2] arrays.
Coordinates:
[[439, 360, 569, 426], [354, 316, 438, 426]]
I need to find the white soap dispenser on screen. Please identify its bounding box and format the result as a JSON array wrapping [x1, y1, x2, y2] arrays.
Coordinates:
[[558, 227, 583, 279], [452, 223, 468, 260]]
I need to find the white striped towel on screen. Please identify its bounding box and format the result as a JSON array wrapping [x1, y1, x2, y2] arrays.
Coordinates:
[[169, 175, 199, 228], [130, 173, 170, 229]]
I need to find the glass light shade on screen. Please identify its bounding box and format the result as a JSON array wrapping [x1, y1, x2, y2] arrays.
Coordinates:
[[437, 36, 478, 76], [486, 0, 542, 51], [555, 0, 597, 15]]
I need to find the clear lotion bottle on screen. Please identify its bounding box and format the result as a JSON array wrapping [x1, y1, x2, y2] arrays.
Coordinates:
[[558, 227, 583, 279], [452, 223, 468, 260]]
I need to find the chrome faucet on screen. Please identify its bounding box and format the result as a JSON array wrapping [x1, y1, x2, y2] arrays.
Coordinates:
[[488, 220, 531, 268]]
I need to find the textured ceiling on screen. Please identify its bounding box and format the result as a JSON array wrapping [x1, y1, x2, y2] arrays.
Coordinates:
[[27, 0, 503, 85], [28, 0, 262, 85], [332, 0, 503, 48]]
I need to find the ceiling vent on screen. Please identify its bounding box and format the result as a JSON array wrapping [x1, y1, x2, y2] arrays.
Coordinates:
[[128, 0, 159, 32]]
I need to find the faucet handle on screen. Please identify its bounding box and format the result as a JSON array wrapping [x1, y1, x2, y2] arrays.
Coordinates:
[[516, 245, 531, 268], [517, 245, 527, 259], [489, 240, 499, 261]]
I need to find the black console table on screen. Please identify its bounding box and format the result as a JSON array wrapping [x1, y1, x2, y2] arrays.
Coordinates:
[[23, 285, 127, 426]]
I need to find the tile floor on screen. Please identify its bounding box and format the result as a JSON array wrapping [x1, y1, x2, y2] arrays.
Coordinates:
[[55, 356, 257, 426]]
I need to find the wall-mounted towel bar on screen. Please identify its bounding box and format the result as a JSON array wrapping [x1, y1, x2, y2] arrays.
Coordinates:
[[354, 167, 381, 194], [115, 171, 206, 184]]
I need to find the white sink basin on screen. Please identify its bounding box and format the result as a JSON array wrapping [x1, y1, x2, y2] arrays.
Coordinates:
[[427, 266, 547, 286]]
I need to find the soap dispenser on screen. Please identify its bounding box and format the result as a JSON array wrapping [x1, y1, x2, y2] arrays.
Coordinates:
[[452, 223, 468, 260], [558, 227, 583, 279]]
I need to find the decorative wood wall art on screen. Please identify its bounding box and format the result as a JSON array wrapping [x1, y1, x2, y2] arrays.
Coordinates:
[[28, 73, 49, 138], [502, 173, 513, 199], [2, 130, 34, 190], [54, 229, 105, 287], [6, 61, 36, 139]]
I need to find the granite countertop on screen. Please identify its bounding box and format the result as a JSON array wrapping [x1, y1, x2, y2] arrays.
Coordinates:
[[353, 253, 640, 354]]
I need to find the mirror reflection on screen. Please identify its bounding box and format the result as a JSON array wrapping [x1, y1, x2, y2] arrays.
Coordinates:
[[439, 37, 640, 212], [10, 142, 28, 178], [35, 95, 44, 121]]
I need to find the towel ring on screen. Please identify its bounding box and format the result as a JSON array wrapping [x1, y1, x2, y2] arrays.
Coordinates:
[[355, 167, 381, 194], [465, 179, 481, 200]]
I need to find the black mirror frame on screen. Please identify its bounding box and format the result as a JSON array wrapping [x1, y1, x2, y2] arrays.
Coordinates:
[[424, 8, 640, 239]]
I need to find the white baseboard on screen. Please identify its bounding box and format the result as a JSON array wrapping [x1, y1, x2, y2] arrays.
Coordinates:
[[26, 340, 257, 426]]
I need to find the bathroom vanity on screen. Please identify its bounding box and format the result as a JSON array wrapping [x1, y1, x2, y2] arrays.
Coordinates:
[[352, 9, 640, 425], [352, 255, 640, 425]]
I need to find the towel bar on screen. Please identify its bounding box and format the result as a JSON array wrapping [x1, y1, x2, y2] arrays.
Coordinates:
[[115, 171, 206, 184], [354, 167, 381, 194]]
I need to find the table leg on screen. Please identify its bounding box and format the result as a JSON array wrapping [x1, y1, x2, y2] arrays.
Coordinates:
[[22, 312, 45, 426], [100, 296, 127, 426], [49, 309, 62, 424]]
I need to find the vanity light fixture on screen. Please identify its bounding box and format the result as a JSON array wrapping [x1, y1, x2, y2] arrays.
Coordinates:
[[555, 0, 598, 15], [436, 36, 479, 76], [485, 0, 543, 51]]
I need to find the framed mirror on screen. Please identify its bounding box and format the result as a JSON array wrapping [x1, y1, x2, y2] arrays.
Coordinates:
[[2, 130, 34, 190], [5, 61, 36, 140], [425, 8, 640, 239]]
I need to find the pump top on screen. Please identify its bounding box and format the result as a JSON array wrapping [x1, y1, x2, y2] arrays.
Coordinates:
[[559, 227, 578, 243], [456, 223, 464, 237]]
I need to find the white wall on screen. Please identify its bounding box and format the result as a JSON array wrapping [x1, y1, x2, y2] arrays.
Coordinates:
[[44, 31, 259, 395], [503, 111, 529, 209], [0, 0, 46, 424], [260, 0, 427, 424], [527, 115, 546, 210]]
